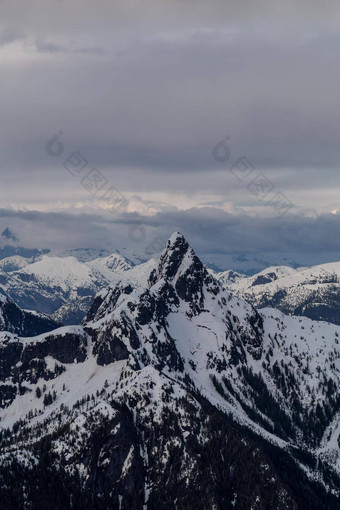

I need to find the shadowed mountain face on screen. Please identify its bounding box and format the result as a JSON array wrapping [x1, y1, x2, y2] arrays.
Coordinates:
[[1, 233, 340, 509], [0, 294, 60, 337], [0, 245, 50, 261], [1, 229, 18, 243]]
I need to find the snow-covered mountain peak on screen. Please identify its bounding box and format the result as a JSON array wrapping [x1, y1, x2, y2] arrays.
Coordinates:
[[167, 231, 186, 245], [85, 233, 264, 372], [148, 232, 205, 287], [21, 255, 97, 288], [87, 253, 133, 279]]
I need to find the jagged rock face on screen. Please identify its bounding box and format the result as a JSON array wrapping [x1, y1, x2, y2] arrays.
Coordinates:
[[148, 233, 220, 315], [20, 331, 87, 365], [0, 295, 60, 337], [2, 233, 340, 508], [86, 233, 264, 372]]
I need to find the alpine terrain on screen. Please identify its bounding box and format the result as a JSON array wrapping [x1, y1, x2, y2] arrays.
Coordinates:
[[1, 234, 340, 509], [0, 252, 134, 325]]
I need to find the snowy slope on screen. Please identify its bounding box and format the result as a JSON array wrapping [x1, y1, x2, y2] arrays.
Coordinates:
[[21, 256, 104, 293]]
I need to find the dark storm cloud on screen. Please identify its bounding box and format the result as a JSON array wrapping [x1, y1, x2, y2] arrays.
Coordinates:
[[2, 207, 340, 268], [136, 208, 340, 255]]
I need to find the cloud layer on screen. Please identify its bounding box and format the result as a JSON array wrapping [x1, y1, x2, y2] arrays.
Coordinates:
[[1, 207, 340, 270], [1, 0, 340, 215], [1, 0, 340, 264]]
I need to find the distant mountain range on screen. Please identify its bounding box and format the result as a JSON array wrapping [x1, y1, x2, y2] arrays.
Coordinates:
[[0, 252, 134, 324], [215, 262, 340, 326], [2, 238, 340, 329]]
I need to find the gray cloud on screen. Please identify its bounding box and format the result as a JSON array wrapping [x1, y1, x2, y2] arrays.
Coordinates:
[[1, 207, 340, 270], [1, 0, 340, 243], [32, 38, 106, 55], [0, 27, 25, 46]]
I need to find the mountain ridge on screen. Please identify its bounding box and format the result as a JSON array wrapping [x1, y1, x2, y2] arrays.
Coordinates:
[[218, 261, 340, 325]]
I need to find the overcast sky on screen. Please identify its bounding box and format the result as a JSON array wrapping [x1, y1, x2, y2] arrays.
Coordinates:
[[1, 0, 340, 262]]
